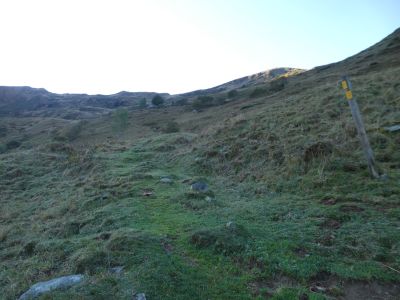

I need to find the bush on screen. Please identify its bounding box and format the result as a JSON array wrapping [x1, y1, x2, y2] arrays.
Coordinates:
[[190, 223, 250, 255], [53, 133, 67, 142], [152, 95, 164, 106], [0, 143, 6, 153], [71, 247, 111, 274], [215, 96, 226, 105], [163, 121, 180, 133], [0, 125, 7, 138], [192, 96, 215, 110], [6, 140, 21, 150], [139, 98, 147, 108], [47, 142, 74, 153], [174, 98, 188, 106], [65, 121, 85, 141], [303, 141, 333, 163], [270, 77, 288, 92], [227, 89, 238, 98], [112, 108, 129, 132], [250, 88, 267, 98]]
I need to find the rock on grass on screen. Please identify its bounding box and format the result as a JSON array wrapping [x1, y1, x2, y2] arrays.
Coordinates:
[[18, 275, 84, 300], [191, 181, 208, 192]]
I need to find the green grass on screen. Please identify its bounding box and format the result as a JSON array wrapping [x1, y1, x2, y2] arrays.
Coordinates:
[[1, 129, 399, 299]]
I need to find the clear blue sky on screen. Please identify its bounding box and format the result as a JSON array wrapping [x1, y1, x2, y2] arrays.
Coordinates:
[[0, 0, 399, 94]]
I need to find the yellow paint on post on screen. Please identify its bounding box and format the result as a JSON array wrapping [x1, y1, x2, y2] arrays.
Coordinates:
[[345, 90, 353, 100], [341, 80, 348, 90]]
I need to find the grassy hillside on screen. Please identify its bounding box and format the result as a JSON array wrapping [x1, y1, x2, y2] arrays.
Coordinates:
[[0, 28, 400, 299]]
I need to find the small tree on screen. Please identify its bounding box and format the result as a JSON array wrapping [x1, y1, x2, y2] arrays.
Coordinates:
[[152, 95, 164, 106], [139, 98, 147, 108]]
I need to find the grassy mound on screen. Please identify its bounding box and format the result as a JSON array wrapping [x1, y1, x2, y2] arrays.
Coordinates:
[[191, 223, 251, 255]]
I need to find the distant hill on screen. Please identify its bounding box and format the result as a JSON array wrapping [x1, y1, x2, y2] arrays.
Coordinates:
[[177, 67, 304, 98], [0, 68, 303, 118], [0, 86, 170, 119]]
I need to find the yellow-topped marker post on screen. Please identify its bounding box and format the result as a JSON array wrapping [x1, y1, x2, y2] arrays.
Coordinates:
[[341, 76, 380, 178]]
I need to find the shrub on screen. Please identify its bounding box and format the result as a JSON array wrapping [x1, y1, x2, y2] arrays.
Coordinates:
[[6, 140, 21, 150], [163, 121, 180, 133], [152, 94, 164, 106], [47, 142, 74, 153], [270, 77, 288, 92], [249, 88, 267, 98], [0, 125, 7, 137], [174, 98, 188, 106], [304, 141, 333, 163], [190, 223, 250, 255], [112, 108, 129, 132], [192, 96, 215, 110], [65, 121, 85, 141], [53, 134, 67, 142], [215, 96, 226, 106], [227, 89, 238, 98], [0, 226, 9, 242], [71, 247, 111, 274], [139, 98, 147, 108], [64, 146, 96, 174]]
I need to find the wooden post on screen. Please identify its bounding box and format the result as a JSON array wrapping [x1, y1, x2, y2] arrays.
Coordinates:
[[340, 76, 380, 178]]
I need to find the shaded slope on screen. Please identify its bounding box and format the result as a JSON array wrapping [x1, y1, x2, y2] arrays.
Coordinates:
[[0, 86, 169, 118]]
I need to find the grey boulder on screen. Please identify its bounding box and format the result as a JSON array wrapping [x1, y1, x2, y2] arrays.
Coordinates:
[[136, 293, 147, 300], [160, 177, 173, 184], [19, 274, 84, 299], [109, 266, 124, 275], [191, 181, 208, 192], [384, 125, 400, 132]]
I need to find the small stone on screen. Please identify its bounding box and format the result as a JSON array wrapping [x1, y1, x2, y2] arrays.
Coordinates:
[[191, 181, 208, 192], [136, 293, 146, 300], [160, 177, 173, 184], [384, 125, 400, 132], [379, 173, 388, 181], [226, 221, 235, 229], [109, 266, 124, 275], [101, 192, 110, 200], [142, 190, 153, 197], [18, 275, 84, 300], [205, 196, 213, 202]]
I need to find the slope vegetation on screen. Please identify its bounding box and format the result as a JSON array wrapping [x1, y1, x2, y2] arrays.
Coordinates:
[[0, 28, 400, 299]]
